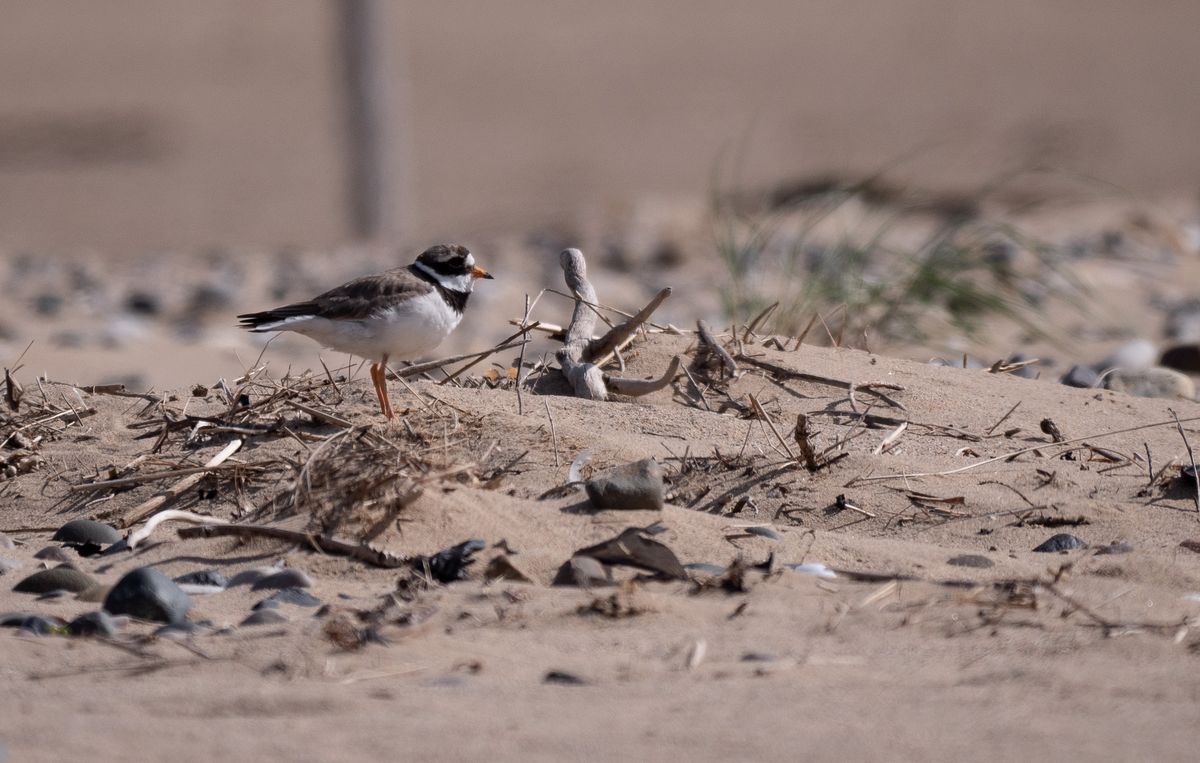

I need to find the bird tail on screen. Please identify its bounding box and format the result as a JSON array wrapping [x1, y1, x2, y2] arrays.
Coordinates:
[[237, 303, 320, 332]]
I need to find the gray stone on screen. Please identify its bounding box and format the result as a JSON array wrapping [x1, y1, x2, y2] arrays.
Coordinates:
[[67, 610, 121, 637], [33, 546, 74, 563], [1033, 533, 1087, 553], [1060, 365, 1100, 388], [1103, 367, 1194, 400], [52, 519, 122, 547], [0, 612, 65, 635], [174, 569, 228, 595], [265, 587, 321, 608], [584, 459, 664, 511], [240, 609, 289, 627], [1095, 339, 1157, 373], [947, 554, 994, 568], [13, 565, 97, 594], [103, 567, 192, 624], [552, 556, 613, 587], [250, 568, 313, 591]]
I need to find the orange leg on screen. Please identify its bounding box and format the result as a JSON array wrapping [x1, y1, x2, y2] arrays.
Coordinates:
[[368, 363, 390, 419], [378, 354, 395, 419]]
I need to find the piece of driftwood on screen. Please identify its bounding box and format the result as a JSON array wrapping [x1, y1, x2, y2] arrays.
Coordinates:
[[697, 320, 739, 378], [556, 248, 679, 400], [177, 522, 406, 568], [120, 438, 243, 528]]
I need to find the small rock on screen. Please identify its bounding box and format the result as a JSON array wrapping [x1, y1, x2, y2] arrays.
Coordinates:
[[543, 670, 587, 686], [740, 652, 777, 663], [1103, 367, 1194, 400], [266, 588, 321, 608], [584, 459, 664, 511], [241, 609, 289, 627], [124, 291, 161, 316], [33, 292, 63, 317], [483, 555, 534, 584], [1096, 339, 1157, 372], [743, 526, 781, 541], [67, 611, 121, 638], [786, 563, 837, 579], [173, 570, 228, 595], [103, 567, 192, 624], [552, 556, 613, 588], [1179, 539, 1200, 554], [1095, 541, 1134, 555], [75, 584, 110, 602], [1033, 533, 1087, 553], [52, 519, 122, 548], [1160, 344, 1200, 374], [250, 568, 313, 591], [13, 565, 97, 594], [33, 546, 74, 563], [1060, 365, 1100, 388], [0, 612, 65, 635], [947, 554, 994, 568], [684, 562, 726, 577], [227, 566, 278, 587], [251, 598, 280, 611]]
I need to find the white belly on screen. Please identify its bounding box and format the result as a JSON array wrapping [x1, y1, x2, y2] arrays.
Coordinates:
[[283, 292, 462, 362]]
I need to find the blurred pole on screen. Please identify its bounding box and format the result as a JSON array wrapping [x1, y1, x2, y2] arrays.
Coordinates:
[[336, 0, 400, 240]]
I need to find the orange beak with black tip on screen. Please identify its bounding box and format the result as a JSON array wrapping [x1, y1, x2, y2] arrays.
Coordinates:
[[471, 266, 494, 280]]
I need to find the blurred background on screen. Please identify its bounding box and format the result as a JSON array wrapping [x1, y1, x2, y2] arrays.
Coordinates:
[[3, 0, 1200, 390]]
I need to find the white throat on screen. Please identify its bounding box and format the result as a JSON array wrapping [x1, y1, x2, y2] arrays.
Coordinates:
[[415, 261, 473, 293]]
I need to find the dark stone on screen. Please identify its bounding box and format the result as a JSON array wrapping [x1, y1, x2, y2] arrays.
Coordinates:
[[266, 588, 321, 608], [103, 567, 192, 624], [240, 609, 289, 627], [571, 527, 686, 580], [13, 565, 97, 594], [252, 598, 280, 611], [947, 554, 994, 568], [34, 292, 63, 317], [1032, 533, 1088, 553], [52, 519, 121, 547], [552, 556, 613, 588], [543, 670, 587, 686], [411, 540, 486, 584], [0, 612, 65, 635], [1060, 365, 1100, 388], [1160, 344, 1200, 374], [250, 568, 313, 591], [173, 569, 228, 593], [584, 459, 664, 511], [67, 611, 120, 637], [124, 291, 161, 316]]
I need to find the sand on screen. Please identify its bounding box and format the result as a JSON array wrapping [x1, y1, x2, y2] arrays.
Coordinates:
[[3, 327, 1200, 761]]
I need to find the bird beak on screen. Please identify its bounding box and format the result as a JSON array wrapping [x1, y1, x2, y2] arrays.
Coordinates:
[[471, 266, 494, 280]]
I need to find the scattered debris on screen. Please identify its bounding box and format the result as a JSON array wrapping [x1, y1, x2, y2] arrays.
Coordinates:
[[412, 539, 485, 584]]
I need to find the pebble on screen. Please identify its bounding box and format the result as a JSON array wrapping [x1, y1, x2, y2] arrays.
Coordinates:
[[103, 567, 192, 624], [1103, 367, 1194, 400], [743, 526, 781, 540], [1060, 365, 1100, 388], [584, 459, 665, 511], [34, 292, 63, 317], [947, 554, 994, 568], [1033, 533, 1087, 553], [265, 587, 321, 608], [1159, 344, 1200, 374], [227, 565, 280, 587], [786, 563, 837, 579], [173, 569, 228, 595], [1095, 339, 1157, 372], [13, 565, 97, 594], [684, 562, 726, 576], [67, 611, 121, 638], [33, 546, 74, 563], [52, 519, 122, 548], [124, 291, 161, 316], [0, 612, 65, 635], [552, 556, 613, 587], [251, 598, 280, 611], [250, 568, 313, 591], [241, 609, 289, 627], [482, 555, 534, 584], [542, 670, 587, 686]]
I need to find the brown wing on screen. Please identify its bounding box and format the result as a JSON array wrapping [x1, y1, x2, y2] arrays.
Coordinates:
[[238, 267, 430, 328]]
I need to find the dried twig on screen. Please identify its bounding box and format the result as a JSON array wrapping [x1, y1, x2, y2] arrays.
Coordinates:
[[120, 438, 243, 527], [697, 320, 739, 378], [1170, 409, 1200, 514], [178, 523, 407, 568]]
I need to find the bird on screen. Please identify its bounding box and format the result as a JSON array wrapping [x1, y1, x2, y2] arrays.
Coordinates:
[[237, 244, 492, 419]]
